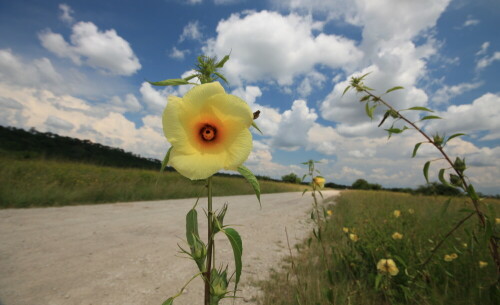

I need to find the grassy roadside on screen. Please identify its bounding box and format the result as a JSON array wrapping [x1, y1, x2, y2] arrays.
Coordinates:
[[0, 156, 306, 208], [257, 190, 500, 305]]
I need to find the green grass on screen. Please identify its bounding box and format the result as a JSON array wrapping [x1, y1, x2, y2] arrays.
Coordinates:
[[0, 155, 305, 208], [257, 190, 500, 305]]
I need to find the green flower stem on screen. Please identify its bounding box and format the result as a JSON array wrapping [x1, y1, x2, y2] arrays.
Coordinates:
[[356, 86, 500, 280], [205, 176, 214, 305]]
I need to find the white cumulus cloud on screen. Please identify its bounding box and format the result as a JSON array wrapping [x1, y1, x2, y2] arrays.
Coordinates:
[[39, 21, 141, 76]]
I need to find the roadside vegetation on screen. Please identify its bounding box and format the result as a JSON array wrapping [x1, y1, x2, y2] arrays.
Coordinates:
[[0, 155, 306, 208], [257, 190, 500, 305]]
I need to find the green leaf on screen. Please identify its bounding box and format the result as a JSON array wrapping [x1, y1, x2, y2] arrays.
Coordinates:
[[445, 133, 466, 145], [149, 78, 190, 86], [186, 209, 199, 247], [162, 297, 174, 305], [214, 71, 228, 84], [360, 95, 371, 102], [251, 121, 263, 135], [342, 85, 351, 96], [302, 188, 308, 196], [365, 103, 376, 120], [161, 147, 173, 173], [412, 142, 423, 158], [215, 54, 230, 68], [359, 72, 372, 80], [438, 168, 452, 187], [421, 115, 442, 121], [407, 106, 434, 112], [385, 128, 403, 134], [439, 198, 452, 217], [223, 228, 243, 292], [467, 184, 479, 201], [423, 161, 431, 183], [375, 274, 383, 289], [237, 165, 261, 206], [183, 74, 198, 81], [385, 86, 404, 93], [378, 111, 390, 127]]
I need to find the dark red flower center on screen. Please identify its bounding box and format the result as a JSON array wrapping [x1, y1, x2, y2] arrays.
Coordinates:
[[200, 124, 216, 141]]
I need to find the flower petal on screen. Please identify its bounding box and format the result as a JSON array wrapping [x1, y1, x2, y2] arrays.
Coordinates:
[[184, 82, 226, 106], [223, 128, 252, 170], [169, 147, 226, 180]]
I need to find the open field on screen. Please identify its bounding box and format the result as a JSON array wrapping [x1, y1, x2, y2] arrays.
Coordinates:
[[257, 190, 500, 305], [0, 190, 339, 305], [0, 156, 307, 208]]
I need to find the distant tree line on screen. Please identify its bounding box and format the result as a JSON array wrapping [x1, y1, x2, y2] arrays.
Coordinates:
[[279, 173, 498, 197], [0, 125, 163, 170]]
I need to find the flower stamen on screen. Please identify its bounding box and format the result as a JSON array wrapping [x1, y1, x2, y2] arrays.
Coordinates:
[[200, 124, 217, 141]]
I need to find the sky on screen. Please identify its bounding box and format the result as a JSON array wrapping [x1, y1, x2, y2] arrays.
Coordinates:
[[0, 0, 499, 194]]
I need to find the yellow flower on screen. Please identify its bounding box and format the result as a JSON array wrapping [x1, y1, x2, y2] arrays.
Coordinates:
[[444, 253, 458, 262], [349, 233, 359, 242], [377, 259, 399, 276], [392, 232, 403, 240], [343, 227, 349, 233], [393, 210, 401, 218], [163, 82, 253, 180], [408, 208, 415, 214], [496, 218, 500, 225], [313, 176, 325, 189], [327, 210, 333, 216], [462, 242, 468, 248], [479, 261, 488, 268]]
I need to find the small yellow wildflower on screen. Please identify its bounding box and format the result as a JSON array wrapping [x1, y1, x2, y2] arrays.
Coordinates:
[[408, 208, 415, 214], [377, 259, 399, 276], [327, 210, 333, 216], [444, 253, 458, 262], [462, 242, 468, 248], [342, 227, 349, 233], [392, 232, 403, 240], [349, 233, 359, 242], [496, 218, 500, 225], [479, 261, 488, 268], [313, 176, 325, 189], [393, 210, 401, 218], [163, 82, 253, 180]]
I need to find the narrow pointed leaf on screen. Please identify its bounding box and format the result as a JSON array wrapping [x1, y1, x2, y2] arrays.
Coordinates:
[[365, 102, 373, 119], [223, 228, 243, 292], [149, 78, 190, 86], [378, 111, 390, 127], [302, 188, 308, 196], [251, 121, 263, 135], [215, 54, 230, 68], [407, 106, 434, 112], [214, 71, 228, 84], [412, 142, 423, 158], [237, 165, 261, 206], [439, 198, 452, 217], [161, 147, 173, 173], [186, 209, 199, 247], [438, 168, 452, 187], [162, 297, 174, 305], [360, 95, 371, 102], [445, 133, 466, 145], [423, 161, 431, 183], [183, 74, 198, 81], [421, 115, 442, 121], [467, 184, 479, 201], [386, 86, 404, 93], [342, 85, 351, 96]]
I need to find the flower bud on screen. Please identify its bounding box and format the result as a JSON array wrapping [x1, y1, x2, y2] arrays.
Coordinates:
[[210, 268, 229, 304], [454, 157, 466, 174], [449, 174, 462, 187], [433, 133, 444, 147]]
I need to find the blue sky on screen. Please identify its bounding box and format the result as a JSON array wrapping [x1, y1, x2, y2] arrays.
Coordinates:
[[1, 0, 499, 194]]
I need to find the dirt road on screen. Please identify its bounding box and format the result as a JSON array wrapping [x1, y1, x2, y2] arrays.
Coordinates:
[[0, 190, 339, 305]]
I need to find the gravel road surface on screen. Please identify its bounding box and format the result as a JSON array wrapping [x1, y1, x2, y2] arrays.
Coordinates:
[[0, 190, 339, 305]]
